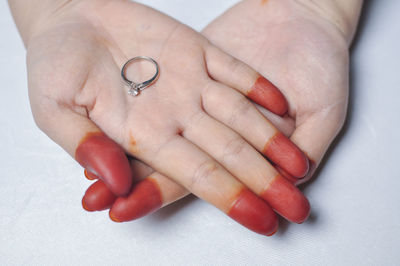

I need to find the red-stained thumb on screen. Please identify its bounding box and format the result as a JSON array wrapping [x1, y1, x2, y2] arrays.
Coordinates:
[[76, 132, 132, 196]]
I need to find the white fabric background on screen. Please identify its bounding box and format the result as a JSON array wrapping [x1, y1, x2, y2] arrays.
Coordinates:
[[1, 1, 399, 265]]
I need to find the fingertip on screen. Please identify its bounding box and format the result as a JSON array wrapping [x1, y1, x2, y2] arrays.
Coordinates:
[[228, 188, 278, 236], [263, 132, 309, 178], [275, 165, 298, 184], [294, 153, 310, 179], [266, 226, 278, 236], [109, 211, 122, 223], [293, 196, 311, 224], [276, 155, 317, 186], [82, 180, 117, 212], [277, 165, 310, 187], [82, 197, 94, 212], [247, 76, 288, 116], [109, 178, 163, 222], [75, 132, 133, 196], [262, 174, 310, 224]]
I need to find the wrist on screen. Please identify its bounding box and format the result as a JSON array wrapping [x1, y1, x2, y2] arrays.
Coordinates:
[[8, 0, 71, 46]]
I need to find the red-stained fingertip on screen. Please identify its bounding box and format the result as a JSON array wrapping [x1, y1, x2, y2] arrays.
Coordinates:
[[267, 226, 278, 236], [276, 155, 317, 186], [82, 180, 117, 212], [75, 132, 132, 196], [261, 174, 310, 224], [247, 76, 288, 116], [109, 212, 122, 223], [275, 165, 299, 185], [82, 197, 92, 212], [228, 188, 278, 236], [109, 178, 163, 222], [263, 132, 309, 178]]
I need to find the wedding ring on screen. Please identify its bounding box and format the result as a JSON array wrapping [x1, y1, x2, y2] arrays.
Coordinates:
[[121, 56, 159, 96]]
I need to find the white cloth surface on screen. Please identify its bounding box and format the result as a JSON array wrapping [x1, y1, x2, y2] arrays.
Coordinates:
[[1, 1, 399, 265]]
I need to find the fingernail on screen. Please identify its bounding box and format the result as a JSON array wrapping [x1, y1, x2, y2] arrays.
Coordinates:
[[84, 169, 98, 180], [109, 211, 122, 223]]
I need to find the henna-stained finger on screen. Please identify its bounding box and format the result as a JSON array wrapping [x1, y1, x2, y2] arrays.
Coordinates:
[[205, 46, 288, 116], [202, 84, 309, 178], [75, 131, 132, 196]]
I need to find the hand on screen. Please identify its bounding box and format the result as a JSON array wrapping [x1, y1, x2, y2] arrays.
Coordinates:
[[24, 0, 310, 235], [203, 0, 354, 185], [83, 0, 358, 229]]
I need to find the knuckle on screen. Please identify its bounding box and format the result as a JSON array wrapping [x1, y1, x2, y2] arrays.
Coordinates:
[[222, 136, 247, 163], [190, 160, 219, 188]]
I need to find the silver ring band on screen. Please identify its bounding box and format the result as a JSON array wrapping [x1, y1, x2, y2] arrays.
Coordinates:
[[121, 56, 159, 96]]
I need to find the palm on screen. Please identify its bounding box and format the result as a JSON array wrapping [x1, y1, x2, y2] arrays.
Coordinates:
[[203, 0, 349, 182], [28, 0, 209, 154]]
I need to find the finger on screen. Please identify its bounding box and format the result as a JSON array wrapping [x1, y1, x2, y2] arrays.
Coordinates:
[[75, 131, 132, 196], [205, 45, 288, 116], [254, 103, 295, 137], [82, 180, 117, 212], [244, 103, 301, 184], [128, 159, 154, 180], [82, 175, 188, 215], [202, 84, 309, 178], [86, 173, 308, 225], [82, 160, 186, 214], [144, 135, 278, 236], [275, 165, 300, 185], [183, 113, 310, 223], [284, 111, 344, 185], [82, 159, 156, 212], [34, 105, 132, 196], [85, 163, 308, 224], [109, 172, 189, 222]]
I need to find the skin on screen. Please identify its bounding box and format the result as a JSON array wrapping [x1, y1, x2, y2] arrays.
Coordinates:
[[75, 132, 132, 195], [83, 0, 362, 231], [203, 0, 361, 184], [10, 0, 312, 235], [82, 180, 116, 211], [248, 76, 288, 116], [109, 178, 163, 222]]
